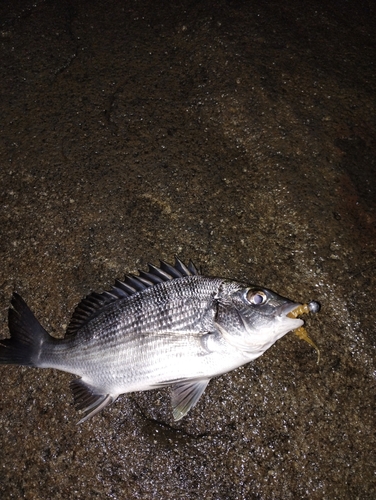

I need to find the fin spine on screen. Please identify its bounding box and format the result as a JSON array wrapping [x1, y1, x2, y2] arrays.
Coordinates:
[[66, 258, 199, 336]]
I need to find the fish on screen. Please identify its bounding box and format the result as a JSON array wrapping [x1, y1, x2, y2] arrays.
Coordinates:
[[0, 258, 320, 423]]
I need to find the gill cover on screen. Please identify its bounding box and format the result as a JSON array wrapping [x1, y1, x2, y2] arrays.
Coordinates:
[[214, 286, 303, 355]]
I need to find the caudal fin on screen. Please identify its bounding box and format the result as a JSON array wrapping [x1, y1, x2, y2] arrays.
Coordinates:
[[0, 293, 50, 367]]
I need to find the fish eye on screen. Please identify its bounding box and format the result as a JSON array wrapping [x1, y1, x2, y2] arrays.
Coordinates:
[[246, 290, 267, 305]]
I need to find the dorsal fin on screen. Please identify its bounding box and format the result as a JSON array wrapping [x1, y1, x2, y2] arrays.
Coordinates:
[[65, 258, 199, 337]]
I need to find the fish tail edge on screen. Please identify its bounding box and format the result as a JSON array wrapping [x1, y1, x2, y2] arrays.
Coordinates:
[[0, 292, 51, 367]]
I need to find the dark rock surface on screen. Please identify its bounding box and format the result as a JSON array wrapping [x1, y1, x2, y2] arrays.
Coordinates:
[[0, 0, 375, 498]]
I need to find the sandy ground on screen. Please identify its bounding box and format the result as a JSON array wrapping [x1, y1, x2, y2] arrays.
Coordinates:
[[0, 0, 375, 498]]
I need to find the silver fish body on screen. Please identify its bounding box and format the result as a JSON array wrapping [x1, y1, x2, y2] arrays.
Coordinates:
[[0, 259, 305, 422]]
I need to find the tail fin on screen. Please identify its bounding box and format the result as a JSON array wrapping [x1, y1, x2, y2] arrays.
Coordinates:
[[0, 293, 50, 367]]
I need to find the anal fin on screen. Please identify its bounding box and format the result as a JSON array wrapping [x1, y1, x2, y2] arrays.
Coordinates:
[[171, 379, 210, 421], [70, 379, 118, 424]]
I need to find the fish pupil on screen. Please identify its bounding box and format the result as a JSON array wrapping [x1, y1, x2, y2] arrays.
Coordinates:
[[247, 290, 267, 305]]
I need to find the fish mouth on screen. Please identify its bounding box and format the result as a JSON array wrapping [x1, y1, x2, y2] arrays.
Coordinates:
[[280, 302, 302, 316], [282, 301, 321, 363], [278, 302, 304, 327]]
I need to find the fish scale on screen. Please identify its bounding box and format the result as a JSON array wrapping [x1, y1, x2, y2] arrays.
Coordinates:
[[0, 258, 320, 423]]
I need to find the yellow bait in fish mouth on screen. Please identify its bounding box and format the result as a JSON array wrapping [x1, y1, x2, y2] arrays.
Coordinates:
[[287, 302, 320, 363]]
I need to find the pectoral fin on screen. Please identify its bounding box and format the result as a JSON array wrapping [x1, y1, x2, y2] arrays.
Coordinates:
[[171, 379, 210, 421]]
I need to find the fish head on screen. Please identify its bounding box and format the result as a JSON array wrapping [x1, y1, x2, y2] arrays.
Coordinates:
[[215, 282, 304, 358]]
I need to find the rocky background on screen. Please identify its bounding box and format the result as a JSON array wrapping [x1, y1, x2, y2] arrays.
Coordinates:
[[0, 0, 375, 498]]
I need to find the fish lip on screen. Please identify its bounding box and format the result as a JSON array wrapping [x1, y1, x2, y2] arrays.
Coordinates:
[[276, 301, 304, 328], [279, 302, 301, 317], [277, 302, 304, 328]]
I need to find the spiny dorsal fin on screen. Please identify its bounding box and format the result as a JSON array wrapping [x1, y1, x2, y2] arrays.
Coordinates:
[[65, 258, 199, 337]]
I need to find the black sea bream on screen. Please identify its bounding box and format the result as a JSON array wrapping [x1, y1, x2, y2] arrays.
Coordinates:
[[0, 259, 319, 422]]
